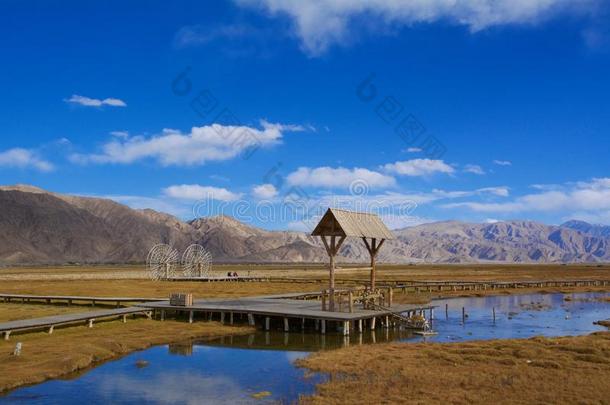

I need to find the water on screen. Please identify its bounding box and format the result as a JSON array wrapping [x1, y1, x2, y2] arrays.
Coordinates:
[[2, 292, 608, 404]]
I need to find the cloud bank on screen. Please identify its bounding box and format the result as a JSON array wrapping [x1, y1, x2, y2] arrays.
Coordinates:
[[70, 120, 303, 166], [65, 94, 127, 107], [0, 148, 53, 172], [237, 0, 598, 55]]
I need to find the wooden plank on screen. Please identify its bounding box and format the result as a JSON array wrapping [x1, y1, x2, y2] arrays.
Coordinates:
[[0, 307, 151, 335]]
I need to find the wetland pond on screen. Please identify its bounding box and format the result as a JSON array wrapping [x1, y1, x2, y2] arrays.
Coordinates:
[[2, 292, 609, 404]]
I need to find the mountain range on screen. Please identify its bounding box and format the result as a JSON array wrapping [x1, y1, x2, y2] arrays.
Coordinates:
[[1, 184, 609, 265]]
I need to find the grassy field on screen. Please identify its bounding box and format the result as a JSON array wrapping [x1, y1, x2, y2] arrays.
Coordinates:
[[1, 263, 609, 282], [297, 332, 610, 404], [0, 303, 87, 322], [0, 263, 608, 396]]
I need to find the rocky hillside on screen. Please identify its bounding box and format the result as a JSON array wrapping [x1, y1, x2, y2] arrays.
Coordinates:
[[1, 185, 609, 264]]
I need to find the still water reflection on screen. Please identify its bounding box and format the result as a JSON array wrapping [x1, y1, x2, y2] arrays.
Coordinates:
[[1, 292, 608, 404]]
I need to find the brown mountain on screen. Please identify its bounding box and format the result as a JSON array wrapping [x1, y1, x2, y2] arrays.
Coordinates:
[[0, 185, 609, 265]]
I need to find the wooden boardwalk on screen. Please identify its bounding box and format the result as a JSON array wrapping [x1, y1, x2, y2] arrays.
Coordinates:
[[0, 307, 152, 340], [139, 295, 434, 335], [0, 293, 163, 307]]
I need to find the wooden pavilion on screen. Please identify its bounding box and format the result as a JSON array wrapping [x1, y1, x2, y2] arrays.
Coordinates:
[[311, 208, 395, 311]]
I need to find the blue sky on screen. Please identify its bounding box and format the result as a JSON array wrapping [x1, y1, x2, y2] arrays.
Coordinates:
[[1, 0, 610, 230]]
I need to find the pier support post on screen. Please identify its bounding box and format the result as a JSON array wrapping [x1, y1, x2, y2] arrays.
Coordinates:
[[384, 316, 390, 329], [370, 317, 376, 330], [4, 331, 11, 341], [321, 319, 326, 334], [343, 321, 350, 336], [220, 312, 225, 324], [348, 291, 354, 313], [230, 312, 234, 325], [189, 311, 194, 324], [88, 319, 94, 328], [48, 325, 54, 334], [265, 317, 270, 331], [161, 310, 165, 321], [248, 313, 255, 326], [445, 304, 448, 319], [493, 307, 496, 323], [358, 319, 363, 333], [301, 317, 305, 331], [122, 314, 127, 323], [462, 307, 465, 323], [284, 318, 289, 332]]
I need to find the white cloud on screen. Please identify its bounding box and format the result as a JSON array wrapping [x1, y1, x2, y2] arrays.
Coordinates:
[[64, 94, 126, 107], [252, 183, 278, 199], [163, 184, 242, 201], [464, 164, 485, 175], [70, 120, 303, 166], [287, 166, 395, 189], [383, 159, 454, 177], [493, 159, 512, 166], [405, 147, 422, 153], [476, 187, 510, 197], [237, 0, 598, 55], [0, 148, 54, 172], [110, 130, 129, 138], [442, 178, 610, 220]]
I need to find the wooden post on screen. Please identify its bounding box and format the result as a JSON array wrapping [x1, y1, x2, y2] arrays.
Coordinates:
[[301, 317, 306, 331], [321, 291, 327, 311], [248, 313, 255, 326], [329, 237, 336, 312], [48, 325, 54, 334], [445, 303, 448, 319], [388, 287, 393, 307], [4, 331, 10, 341], [220, 312, 225, 324], [462, 307, 465, 323], [358, 319, 363, 333], [122, 314, 127, 323], [343, 321, 350, 336], [321, 319, 326, 334], [321, 234, 346, 313], [370, 317, 376, 330], [493, 307, 496, 323], [189, 311, 194, 324], [348, 291, 354, 313], [230, 312, 234, 325], [88, 319, 94, 328], [284, 318, 289, 332], [161, 310, 165, 321]]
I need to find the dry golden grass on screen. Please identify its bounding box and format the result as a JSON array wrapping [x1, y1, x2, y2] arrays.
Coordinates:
[[0, 318, 252, 393], [0, 280, 324, 299], [297, 332, 610, 405], [1, 263, 609, 282], [0, 303, 86, 322]]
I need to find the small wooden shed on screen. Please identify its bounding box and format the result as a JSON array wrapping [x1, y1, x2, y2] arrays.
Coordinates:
[[311, 208, 395, 311]]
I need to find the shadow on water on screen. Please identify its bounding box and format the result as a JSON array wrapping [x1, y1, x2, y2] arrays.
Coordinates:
[[1, 292, 608, 404]]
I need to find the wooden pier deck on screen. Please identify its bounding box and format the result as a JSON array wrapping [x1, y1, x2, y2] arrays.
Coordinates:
[[0, 293, 163, 307], [139, 295, 434, 335], [0, 306, 153, 340]]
